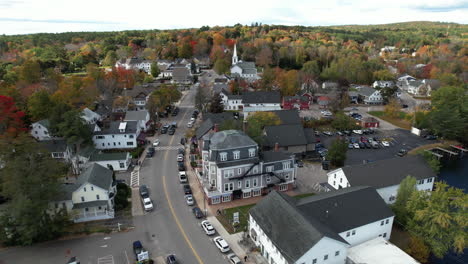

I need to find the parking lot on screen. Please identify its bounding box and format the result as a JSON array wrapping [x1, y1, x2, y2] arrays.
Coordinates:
[[318, 128, 436, 166]]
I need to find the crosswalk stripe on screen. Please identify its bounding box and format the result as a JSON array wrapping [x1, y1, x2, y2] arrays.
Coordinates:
[[97, 255, 114, 264], [154, 146, 181, 150]]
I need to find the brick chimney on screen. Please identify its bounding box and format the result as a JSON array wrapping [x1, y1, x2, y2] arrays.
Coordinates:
[[214, 123, 219, 132], [274, 142, 279, 152]]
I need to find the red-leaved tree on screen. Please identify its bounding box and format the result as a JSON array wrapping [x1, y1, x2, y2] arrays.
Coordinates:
[[0, 95, 27, 138]]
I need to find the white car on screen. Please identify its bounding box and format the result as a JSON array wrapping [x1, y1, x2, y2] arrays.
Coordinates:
[[187, 121, 194, 128], [190, 117, 195, 122], [213, 236, 230, 253], [227, 253, 242, 264], [185, 194, 194, 206], [142, 197, 153, 211], [179, 171, 188, 183], [353, 143, 360, 149], [153, 139, 160, 147], [353, 130, 363, 135], [177, 154, 184, 162], [381, 141, 390, 147], [201, 220, 216, 235]]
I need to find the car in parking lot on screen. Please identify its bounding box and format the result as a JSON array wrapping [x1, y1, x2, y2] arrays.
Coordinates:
[[336, 131, 343, 136], [364, 142, 371, 148], [353, 130, 363, 135], [348, 143, 354, 149], [153, 139, 160, 147], [183, 184, 192, 194], [371, 141, 380, 148], [397, 149, 407, 157], [213, 236, 230, 253], [166, 254, 178, 264], [177, 154, 184, 162], [425, 135, 437, 140], [353, 143, 360, 149], [381, 141, 390, 147], [161, 125, 170, 134], [358, 142, 365, 149], [185, 194, 194, 205], [192, 207, 203, 218], [227, 253, 242, 264], [323, 131, 333, 136], [201, 220, 216, 235]]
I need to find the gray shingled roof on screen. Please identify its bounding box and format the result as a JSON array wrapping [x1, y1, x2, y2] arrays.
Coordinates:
[[250, 191, 348, 263], [303, 128, 318, 144], [39, 139, 68, 153], [260, 151, 294, 163], [296, 186, 394, 233], [268, 110, 302, 125], [264, 124, 307, 147], [342, 155, 437, 189], [242, 91, 281, 104], [76, 164, 113, 191], [195, 112, 239, 139], [54, 184, 76, 201], [172, 67, 190, 81], [357, 86, 377, 97], [235, 61, 256, 70], [89, 152, 129, 162], [209, 130, 257, 150], [95, 121, 138, 135], [124, 110, 148, 121]]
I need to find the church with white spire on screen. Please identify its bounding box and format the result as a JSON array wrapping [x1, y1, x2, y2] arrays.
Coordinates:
[[230, 43, 259, 81]]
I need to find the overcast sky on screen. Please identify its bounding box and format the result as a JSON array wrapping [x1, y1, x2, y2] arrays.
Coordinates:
[[0, 0, 467, 35]]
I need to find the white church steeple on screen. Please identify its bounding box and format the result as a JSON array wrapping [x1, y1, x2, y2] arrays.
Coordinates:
[[232, 44, 238, 65]]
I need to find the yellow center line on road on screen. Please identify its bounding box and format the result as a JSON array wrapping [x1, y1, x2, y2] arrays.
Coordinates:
[[162, 106, 204, 264]]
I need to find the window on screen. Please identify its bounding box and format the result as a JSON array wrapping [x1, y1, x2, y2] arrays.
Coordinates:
[[418, 179, 424, 184], [224, 170, 234, 178], [84, 187, 87, 192], [62, 202, 66, 209], [266, 166, 274, 172], [211, 166, 215, 173], [243, 191, 251, 198], [352, 230, 356, 235], [245, 180, 250, 188], [113, 142, 116, 146], [55, 203, 58, 209], [346, 232, 350, 237], [324, 254, 328, 260], [85, 208, 89, 212], [35, 131, 38, 134], [266, 176, 271, 183], [282, 162, 290, 170], [248, 148, 255, 157], [381, 220, 384, 226], [383, 232, 387, 238], [96, 135, 104, 139], [129, 135, 134, 138], [120, 162, 125, 168], [386, 219, 389, 224], [238, 181, 242, 188], [220, 152, 227, 161], [96, 195, 100, 200], [91, 186, 94, 191], [98, 206, 102, 210], [252, 166, 258, 174], [333, 181, 336, 186], [253, 189, 261, 196], [340, 178, 342, 183], [237, 168, 242, 175], [334, 174, 336, 179], [253, 178, 258, 187], [335, 251, 340, 256], [127, 142, 134, 146], [389, 195, 396, 202], [313, 259, 317, 264], [222, 195, 231, 202], [233, 151, 240, 160], [102, 143, 105, 146], [279, 184, 288, 191], [212, 196, 221, 204], [81, 197, 85, 202], [427, 178, 433, 183], [112, 135, 115, 138]]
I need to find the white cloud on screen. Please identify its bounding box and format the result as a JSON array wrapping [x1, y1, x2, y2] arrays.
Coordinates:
[[0, 0, 466, 35]]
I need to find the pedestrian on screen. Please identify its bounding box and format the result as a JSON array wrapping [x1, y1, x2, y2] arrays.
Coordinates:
[[244, 255, 248, 262]]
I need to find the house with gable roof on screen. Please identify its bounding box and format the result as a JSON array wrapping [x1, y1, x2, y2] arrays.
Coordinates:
[[115, 57, 153, 73], [230, 44, 260, 81], [249, 186, 395, 264], [31, 119, 53, 141], [356, 86, 383, 104], [89, 152, 132, 172], [49, 164, 116, 223], [81, 108, 102, 125], [92, 121, 141, 150], [124, 110, 151, 132]]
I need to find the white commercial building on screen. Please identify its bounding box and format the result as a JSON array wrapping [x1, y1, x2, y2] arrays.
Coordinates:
[[93, 121, 140, 150]]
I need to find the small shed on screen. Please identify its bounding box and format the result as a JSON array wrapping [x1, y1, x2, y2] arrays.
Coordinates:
[[362, 117, 380, 128], [317, 96, 330, 109]]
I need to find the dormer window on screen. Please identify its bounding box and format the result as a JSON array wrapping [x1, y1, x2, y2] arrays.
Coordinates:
[[233, 151, 240, 160], [248, 148, 255, 157], [283, 162, 291, 170], [220, 152, 227, 161]]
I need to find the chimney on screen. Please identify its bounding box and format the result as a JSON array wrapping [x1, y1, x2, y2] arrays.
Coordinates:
[[274, 142, 279, 152], [214, 123, 219, 132], [243, 120, 248, 133]]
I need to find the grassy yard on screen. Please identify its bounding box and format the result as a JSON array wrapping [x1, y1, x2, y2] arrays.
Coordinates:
[[368, 111, 411, 129], [294, 192, 316, 199]]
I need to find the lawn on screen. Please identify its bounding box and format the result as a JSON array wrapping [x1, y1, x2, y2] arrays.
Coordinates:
[[368, 111, 411, 129], [294, 192, 316, 199]]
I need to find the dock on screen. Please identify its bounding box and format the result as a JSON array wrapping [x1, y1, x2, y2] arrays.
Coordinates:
[[425, 149, 443, 159]]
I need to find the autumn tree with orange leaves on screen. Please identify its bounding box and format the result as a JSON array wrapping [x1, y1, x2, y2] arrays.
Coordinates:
[[0, 95, 27, 138]]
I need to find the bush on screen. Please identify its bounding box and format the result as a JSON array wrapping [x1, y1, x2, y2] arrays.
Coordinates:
[[131, 147, 144, 158], [115, 183, 131, 211], [190, 161, 197, 168]]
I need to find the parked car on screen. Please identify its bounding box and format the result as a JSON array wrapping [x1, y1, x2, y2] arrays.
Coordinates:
[[177, 154, 184, 162], [201, 220, 216, 235], [337, 131, 343, 136], [187, 121, 194, 128], [139, 185, 149, 198], [146, 147, 155, 158], [381, 141, 390, 147], [166, 254, 178, 264], [344, 130, 351, 136], [425, 135, 437, 140], [153, 139, 160, 147], [185, 194, 194, 206], [353, 130, 363, 135], [364, 142, 371, 148], [358, 142, 365, 149], [183, 184, 192, 194], [168, 128, 176, 135], [178, 148, 185, 155], [161, 125, 170, 134], [142, 197, 154, 211], [353, 143, 360, 149], [348, 143, 354, 149], [322, 131, 333, 136], [227, 253, 242, 264], [213, 236, 230, 253], [133, 241, 149, 261], [314, 131, 320, 136], [397, 149, 407, 157], [192, 207, 203, 218], [371, 141, 380, 149], [179, 171, 188, 183], [178, 162, 185, 171]]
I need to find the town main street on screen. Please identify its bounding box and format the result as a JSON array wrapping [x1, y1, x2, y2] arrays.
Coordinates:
[[0, 80, 228, 264]]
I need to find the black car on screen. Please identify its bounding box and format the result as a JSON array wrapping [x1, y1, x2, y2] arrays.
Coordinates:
[[178, 148, 185, 155], [146, 147, 155, 158], [402, 104, 409, 108], [364, 142, 372, 148], [425, 135, 437, 140], [183, 184, 192, 195], [168, 128, 176, 135], [192, 207, 203, 218], [139, 185, 149, 198], [133, 241, 144, 260], [296, 160, 304, 167], [161, 125, 170, 134], [178, 162, 185, 171], [358, 142, 365, 149], [397, 149, 407, 157], [171, 111, 178, 116], [166, 254, 178, 264]]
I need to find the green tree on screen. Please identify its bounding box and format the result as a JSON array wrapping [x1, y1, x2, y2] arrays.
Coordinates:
[[302, 60, 320, 78], [392, 175, 417, 226], [384, 98, 402, 119], [406, 182, 467, 258], [20, 60, 41, 84], [326, 139, 348, 167], [102, 50, 117, 67], [27, 90, 55, 121], [0, 135, 70, 245], [377, 86, 398, 104], [373, 69, 394, 81], [208, 93, 224, 113], [219, 119, 242, 131], [214, 59, 229, 74], [147, 85, 181, 120], [150, 62, 160, 77], [48, 102, 72, 136], [406, 235, 430, 263], [178, 42, 193, 59], [332, 112, 357, 131], [246, 112, 281, 145], [422, 152, 441, 174]]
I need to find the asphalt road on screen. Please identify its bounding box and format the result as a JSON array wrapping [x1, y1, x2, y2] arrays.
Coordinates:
[[0, 84, 228, 264]]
